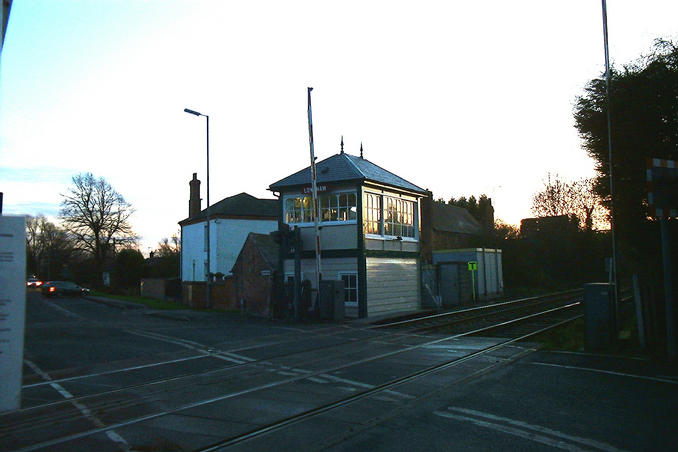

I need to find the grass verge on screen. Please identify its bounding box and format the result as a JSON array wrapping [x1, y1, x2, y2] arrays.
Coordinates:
[[528, 311, 644, 357], [530, 318, 585, 351]]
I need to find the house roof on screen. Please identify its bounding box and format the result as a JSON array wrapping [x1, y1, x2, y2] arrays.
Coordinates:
[[232, 232, 278, 273], [249, 233, 278, 269], [180, 192, 277, 224], [269, 152, 427, 195], [432, 202, 482, 235]]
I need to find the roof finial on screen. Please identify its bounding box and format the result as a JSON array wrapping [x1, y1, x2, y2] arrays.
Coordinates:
[[360, 142, 364, 159], [340, 135, 344, 154]]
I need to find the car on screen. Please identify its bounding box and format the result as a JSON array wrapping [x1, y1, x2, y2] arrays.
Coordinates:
[[26, 276, 43, 288], [41, 281, 90, 297]]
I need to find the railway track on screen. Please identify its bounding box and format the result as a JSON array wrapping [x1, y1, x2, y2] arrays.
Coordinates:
[[15, 290, 581, 418], [197, 301, 584, 451], [3, 290, 585, 451], [374, 289, 583, 333]]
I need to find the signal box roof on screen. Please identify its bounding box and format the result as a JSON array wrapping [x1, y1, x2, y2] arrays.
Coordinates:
[[269, 152, 426, 195]]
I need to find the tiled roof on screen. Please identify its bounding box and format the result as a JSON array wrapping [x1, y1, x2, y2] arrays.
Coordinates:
[[249, 233, 278, 269], [432, 203, 482, 235], [269, 152, 426, 194], [180, 192, 278, 224]]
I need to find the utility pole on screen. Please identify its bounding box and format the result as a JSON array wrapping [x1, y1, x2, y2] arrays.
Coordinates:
[[184, 108, 211, 308], [307, 87, 322, 312], [601, 0, 619, 307]]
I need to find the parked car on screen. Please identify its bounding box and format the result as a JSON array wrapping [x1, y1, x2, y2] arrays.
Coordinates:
[[41, 281, 90, 297], [26, 276, 43, 288]]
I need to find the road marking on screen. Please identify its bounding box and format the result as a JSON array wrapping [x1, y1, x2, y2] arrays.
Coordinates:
[[23, 354, 207, 389], [23, 359, 130, 449], [306, 377, 328, 384], [277, 371, 300, 376], [24, 359, 73, 398], [14, 323, 531, 450], [39, 298, 84, 319], [321, 374, 415, 399], [126, 329, 207, 348], [223, 351, 256, 362], [445, 407, 627, 452], [124, 329, 247, 364], [546, 350, 648, 361], [530, 361, 678, 385], [433, 410, 587, 451]]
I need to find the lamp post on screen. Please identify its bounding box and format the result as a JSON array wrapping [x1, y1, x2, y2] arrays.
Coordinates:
[[184, 108, 211, 309]]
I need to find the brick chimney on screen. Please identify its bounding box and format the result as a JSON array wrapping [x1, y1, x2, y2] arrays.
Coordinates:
[[480, 197, 495, 234], [189, 173, 201, 218]]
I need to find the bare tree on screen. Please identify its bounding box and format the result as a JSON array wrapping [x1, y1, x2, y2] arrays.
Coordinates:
[[156, 232, 180, 258], [531, 173, 608, 231], [25, 215, 75, 279], [60, 173, 137, 282]]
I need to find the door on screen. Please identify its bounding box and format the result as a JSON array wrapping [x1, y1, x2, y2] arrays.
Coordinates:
[[439, 263, 460, 306]]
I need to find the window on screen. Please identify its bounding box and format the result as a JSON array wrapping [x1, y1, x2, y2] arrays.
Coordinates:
[[384, 196, 415, 238], [285, 192, 357, 224], [338, 193, 358, 221], [339, 272, 358, 305], [364, 193, 415, 238], [363, 193, 381, 234], [285, 197, 313, 223]]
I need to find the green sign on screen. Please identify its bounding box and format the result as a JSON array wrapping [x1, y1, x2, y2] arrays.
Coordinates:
[[467, 261, 478, 302]]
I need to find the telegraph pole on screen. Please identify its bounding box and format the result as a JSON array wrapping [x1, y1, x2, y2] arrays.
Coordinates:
[[601, 0, 619, 306], [307, 87, 322, 312]]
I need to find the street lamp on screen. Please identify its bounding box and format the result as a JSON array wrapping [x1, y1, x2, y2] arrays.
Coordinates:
[[184, 107, 211, 309]]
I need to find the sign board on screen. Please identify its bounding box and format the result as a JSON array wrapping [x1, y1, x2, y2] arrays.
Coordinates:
[[647, 158, 678, 218], [0, 215, 26, 412], [303, 185, 327, 194], [467, 261, 478, 271]]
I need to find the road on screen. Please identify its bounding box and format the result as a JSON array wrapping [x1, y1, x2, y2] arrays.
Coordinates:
[[2, 290, 677, 451]]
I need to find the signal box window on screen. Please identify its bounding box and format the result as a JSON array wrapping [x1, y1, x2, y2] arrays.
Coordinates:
[[339, 272, 358, 305]]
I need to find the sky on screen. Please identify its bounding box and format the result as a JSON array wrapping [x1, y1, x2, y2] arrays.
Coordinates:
[[1, 0, 677, 255]]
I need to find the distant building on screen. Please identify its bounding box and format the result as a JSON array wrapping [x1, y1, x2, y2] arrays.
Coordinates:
[[179, 173, 278, 306], [520, 214, 579, 238], [269, 146, 427, 318], [420, 194, 493, 263]]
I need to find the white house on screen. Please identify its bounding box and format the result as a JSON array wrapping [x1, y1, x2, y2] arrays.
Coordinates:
[[179, 174, 278, 283]]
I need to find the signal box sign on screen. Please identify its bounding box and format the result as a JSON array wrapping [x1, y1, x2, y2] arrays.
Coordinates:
[[647, 158, 678, 218]]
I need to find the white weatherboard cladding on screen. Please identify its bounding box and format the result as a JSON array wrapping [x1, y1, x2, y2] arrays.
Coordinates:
[[366, 257, 419, 316], [298, 224, 357, 251], [283, 257, 358, 286], [181, 219, 277, 282]]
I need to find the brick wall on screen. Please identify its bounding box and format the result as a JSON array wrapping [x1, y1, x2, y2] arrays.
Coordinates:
[[140, 278, 166, 299], [232, 239, 274, 318], [182, 279, 236, 310]]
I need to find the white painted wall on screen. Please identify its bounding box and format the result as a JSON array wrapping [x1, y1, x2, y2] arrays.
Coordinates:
[[181, 218, 278, 282], [366, 257, 419, 316]]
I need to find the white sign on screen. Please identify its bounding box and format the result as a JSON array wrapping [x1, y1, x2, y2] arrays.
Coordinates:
[[303, 185, 327, 194], [0, 215, 26, 412]]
